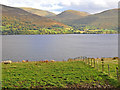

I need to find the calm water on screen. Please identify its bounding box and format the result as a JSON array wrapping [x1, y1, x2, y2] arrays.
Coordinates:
[[2, 34, 118, 61]]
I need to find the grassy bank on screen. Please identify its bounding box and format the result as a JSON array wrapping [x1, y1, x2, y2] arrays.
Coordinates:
[[72, 57, 119, 80], [2, 60, 120, 89]]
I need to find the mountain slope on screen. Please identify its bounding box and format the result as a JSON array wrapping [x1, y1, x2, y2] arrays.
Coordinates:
[[1, 4, 67, 28], [70, 9, 119, 29], [49, 10, 89, 24], [20, 7, 56, 17]]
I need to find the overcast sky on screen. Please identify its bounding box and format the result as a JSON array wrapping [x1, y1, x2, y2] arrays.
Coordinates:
[[0, 0, 119, 14]]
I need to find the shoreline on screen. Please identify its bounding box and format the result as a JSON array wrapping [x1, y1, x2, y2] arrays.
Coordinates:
[[1, 34, 119, 35], [1, 57, 119, 63]]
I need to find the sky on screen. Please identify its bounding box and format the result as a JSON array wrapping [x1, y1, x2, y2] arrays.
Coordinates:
[[0, 0, 119, 14]]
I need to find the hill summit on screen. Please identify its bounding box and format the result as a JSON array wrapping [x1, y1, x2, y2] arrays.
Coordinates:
[[49, 10, 89, 23], [20, 7, 56, 17], [1, 4, 67, 28]]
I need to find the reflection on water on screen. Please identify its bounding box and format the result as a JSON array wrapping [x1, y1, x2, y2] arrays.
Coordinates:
[[2, 34, 118, 61]]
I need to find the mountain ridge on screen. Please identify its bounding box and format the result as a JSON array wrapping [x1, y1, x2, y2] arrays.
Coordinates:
[[69, 8, 119, 29], [1, 4, 119, 35], [49, 10, 90, 23], [20, 7, 56, 17], [1, 4, 68, 28]]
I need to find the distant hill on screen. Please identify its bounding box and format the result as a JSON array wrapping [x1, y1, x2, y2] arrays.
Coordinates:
[[20, 7, 56, 17], [1, 4, 71, 35], [1, 4, 118, 34], [68, 9, 119, 30], [1, 4, 67, 28], [49, 10, 89, 24]]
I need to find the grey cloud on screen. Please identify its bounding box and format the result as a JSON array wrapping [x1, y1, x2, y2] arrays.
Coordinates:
[[56, 1, 118, 14]]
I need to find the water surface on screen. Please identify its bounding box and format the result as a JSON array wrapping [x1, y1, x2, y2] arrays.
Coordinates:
[[2, 34, 118, 61]]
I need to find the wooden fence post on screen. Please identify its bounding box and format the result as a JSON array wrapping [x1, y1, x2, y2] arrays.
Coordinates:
[[91, 58, 92, 67], [101, 58, 104, 72], [84, 57, 85, 63], [88, 58, 89, 65], [108, 64, 110, 75], [87, 58, 88, 65], [116, 67, 119, 80], [94, 58, 95, 68], [85, 57, 87, 64], [83, 57, 85, 64], [97, 60, 98, 71], [88, 58, 90, 65]]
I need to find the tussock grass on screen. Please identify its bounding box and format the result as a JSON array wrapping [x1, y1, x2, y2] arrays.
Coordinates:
[[2, 61, 119, 89]]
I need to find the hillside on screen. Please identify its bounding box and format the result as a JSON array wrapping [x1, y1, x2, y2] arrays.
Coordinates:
[[20, 7, 56, 17], [1, 4, 118, 34], [1, 4, 67, 27], [1, 4, 71, 35], [49, 10, 89, 23], [69, 9, 119, 30]]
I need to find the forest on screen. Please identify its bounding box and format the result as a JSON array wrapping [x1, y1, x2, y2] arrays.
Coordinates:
[[1, 16, 118, 35]]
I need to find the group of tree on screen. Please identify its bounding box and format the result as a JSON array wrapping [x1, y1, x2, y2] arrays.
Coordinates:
[[1, 16, 118, 35]]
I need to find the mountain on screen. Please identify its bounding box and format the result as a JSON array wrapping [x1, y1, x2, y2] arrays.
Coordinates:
[[1, 4, 67, 28], [20, 7, 56, 17], [69, 9, 119, 30], [49, 10, 89, 24], [1, 4, 118, 35]]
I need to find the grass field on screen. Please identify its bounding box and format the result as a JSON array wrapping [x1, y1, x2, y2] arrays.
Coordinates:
[[2, 60, 120, 89], [96, 58, 118, 80]]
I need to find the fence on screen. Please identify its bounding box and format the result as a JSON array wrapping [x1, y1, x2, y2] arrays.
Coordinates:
[[72, 56, 119, 81]]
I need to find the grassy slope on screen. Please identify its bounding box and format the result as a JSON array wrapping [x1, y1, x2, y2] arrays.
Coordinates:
[[49, 10, 89, 23], [20, 7, 56, 17], [73, 58, 119, 81], [2, 61, 119, 89], [97, 58, 118, 80], [1, 4, 67, 28], [70, 9, 118, 30]]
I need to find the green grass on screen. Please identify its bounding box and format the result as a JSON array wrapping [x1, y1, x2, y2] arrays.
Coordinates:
[[97, 59, 118, 80], [2, 61, 119, 89], [80, 58, 119, 80]]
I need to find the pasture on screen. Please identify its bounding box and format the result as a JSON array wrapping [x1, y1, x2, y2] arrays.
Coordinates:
[[2, 60, 120, 89]]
